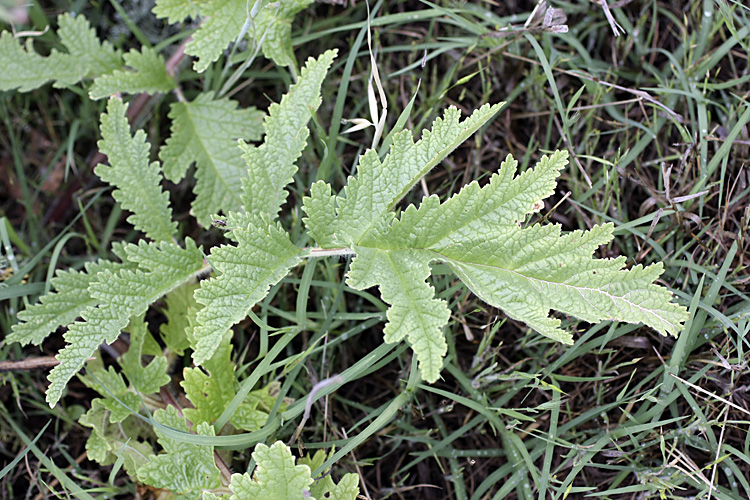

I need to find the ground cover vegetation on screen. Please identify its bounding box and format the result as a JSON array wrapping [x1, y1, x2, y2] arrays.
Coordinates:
[[0, 0, 748, 498]]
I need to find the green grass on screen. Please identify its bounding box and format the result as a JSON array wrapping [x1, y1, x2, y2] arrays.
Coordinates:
[[1, 0, 749, 498]]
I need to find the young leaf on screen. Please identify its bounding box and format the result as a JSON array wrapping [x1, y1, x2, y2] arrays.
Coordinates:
[[121, 317, 170, 395], [192, 217, 305, 364], [152, 0, 313, 71], [159, 281, 199, 355], [89, 47, 176, 100], [226, 441, 359, 500], [79, 399, 153, 476], [0, 13, 121, 92], [137, 405, 221, 496], [182, 337, 279, 430], [46, 239, 204, 407], [299, 450, 360, 500], [8, 259, 132, 346], [79, 363, 141, 423], [240, 49, 336, 219], [97, 96, 177, 243], [160, 92, 264, 225]]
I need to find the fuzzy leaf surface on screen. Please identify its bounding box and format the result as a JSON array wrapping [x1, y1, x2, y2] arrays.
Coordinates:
[[226, 442, 310, 500], [185, 0, 247, 72], [0, 13, 120, 91], [253, 0, 314, 67], [96, 97, 177, 242], [137, 406, 220, 496], [240, 50, 336, 219], [160, 93, 264, 225], [303, 103, 505, 248], [121, 317, 170, 395], [344, 151, 688, 381], [192, 217, 304, 364], [46, 239, 204, 407], [79, 399, 153, 476], [89, 47, 175, 99], [8, 259, 130, 346]]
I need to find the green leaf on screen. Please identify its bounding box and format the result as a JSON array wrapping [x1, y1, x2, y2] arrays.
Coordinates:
[[79, 363, 141, 422], [159, 281, 199, 355], [182, 337, 277, 430], [160, 92, 264, 225], [299, 450, 360, 500], [192, 216, 304, 365], [137, 406, 221, 495], [79, 399, 152, 476], [0, 13, 121, 92], [303, 103, 505, 247], [253, 0, 314, 67], [152, 0, 198, 24], [89, 47, 176, 100], [181, 338, 235, 425], [185, 0, 248, 72], [241, 49, 336, 219], [343, 151, 689, 382], [46, 239, 204, 407], [8, 259, 130, 346], [227, 442, 359, 500], [121, 316, 170, 395], [96, 96, 177, 242]]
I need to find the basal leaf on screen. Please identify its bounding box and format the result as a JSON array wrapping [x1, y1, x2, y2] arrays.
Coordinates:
[[46, 239, 204, 407], [192, 216, 304, 364], [137, 405, 221, 496], [241, 49, 336, 219], [0, 13, 121, 92], [96, 96, 177, 242], [160, 92, 264, 225], [89, 47, 176, 100]]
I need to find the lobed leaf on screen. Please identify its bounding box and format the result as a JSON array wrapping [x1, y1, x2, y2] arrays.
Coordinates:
[[160, 92, 264, 225], [46, 239, 204, 407], [225, 441, 358, 500], [120, 317, 170, 395], [192, 216, 304, 365], [137, 405, 221, 496], [89, 47, 176, 100], [0, 13, 121, 92], [96, 96, 177, 242], [79, 399, 153, 477], [303, 103, 505, 247], [241, 49, 336, 219], [253, 0, 314, 67], [8, 259, 131, 346], [345, 150, 689, 381]]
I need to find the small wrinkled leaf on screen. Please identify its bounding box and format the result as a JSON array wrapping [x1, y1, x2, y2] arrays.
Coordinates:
[[137, 406, 221, 495], [0, 13, 121, 92], [225, 441, 358, 500], [89, 47, 175, 99]]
